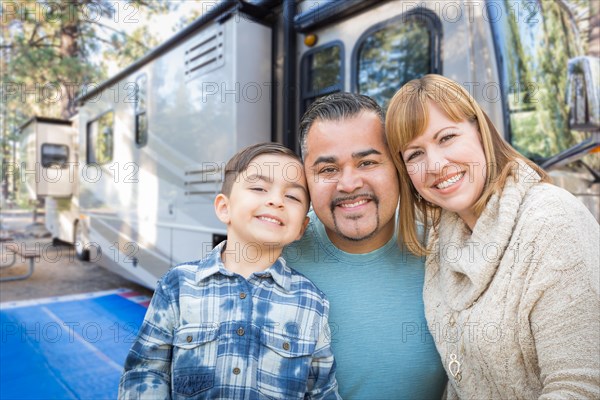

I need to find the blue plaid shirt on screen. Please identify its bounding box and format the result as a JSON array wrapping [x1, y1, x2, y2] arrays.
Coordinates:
[[119, 242, 340, 399]]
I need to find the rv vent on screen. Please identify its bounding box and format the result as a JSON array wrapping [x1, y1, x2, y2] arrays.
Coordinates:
[[184, 164, 223, 197], [184, 26, 225, 81]]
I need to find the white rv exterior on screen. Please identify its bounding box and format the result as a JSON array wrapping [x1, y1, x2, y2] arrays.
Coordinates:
[[32, 0, 598, 288], [76, 11, 272, 286]]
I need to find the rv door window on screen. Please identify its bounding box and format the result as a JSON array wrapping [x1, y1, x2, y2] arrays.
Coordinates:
[[41, 144, 69, 168], [355, 10, 441, 110], [87, 111, 114, 165], [490, 0, 592, 164], [301, 42, 344, 111]]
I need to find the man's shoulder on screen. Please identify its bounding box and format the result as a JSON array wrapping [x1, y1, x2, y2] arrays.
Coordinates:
[[283, 261, 329, 303]]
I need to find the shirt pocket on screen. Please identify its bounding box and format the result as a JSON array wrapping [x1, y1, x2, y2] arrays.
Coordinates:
[[257, 328, 316, 400], [172, 324, 219, 398]]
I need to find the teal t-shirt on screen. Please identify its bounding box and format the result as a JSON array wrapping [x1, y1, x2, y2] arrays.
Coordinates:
[[283, 212, 447, 400]]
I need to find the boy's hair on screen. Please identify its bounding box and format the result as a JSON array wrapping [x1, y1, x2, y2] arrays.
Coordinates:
[[221, 142, 302, 196], [298, 92, 385, 160]]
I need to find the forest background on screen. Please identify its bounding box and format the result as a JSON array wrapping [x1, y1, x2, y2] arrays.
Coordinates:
[[0, 0, 597, 198]]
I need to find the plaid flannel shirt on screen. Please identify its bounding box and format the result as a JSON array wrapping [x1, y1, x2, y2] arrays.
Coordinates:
[[118, 241, 340, 399]]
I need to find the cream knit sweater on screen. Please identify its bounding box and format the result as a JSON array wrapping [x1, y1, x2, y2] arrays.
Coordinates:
[[424, 161, 600, 399]]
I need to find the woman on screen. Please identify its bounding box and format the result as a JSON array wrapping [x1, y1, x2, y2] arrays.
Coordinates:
[[385, 74, 600, 398]]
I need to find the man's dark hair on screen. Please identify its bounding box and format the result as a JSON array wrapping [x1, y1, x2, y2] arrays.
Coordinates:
[[298, 92, 384, 159], [221, 142, 301, 196]]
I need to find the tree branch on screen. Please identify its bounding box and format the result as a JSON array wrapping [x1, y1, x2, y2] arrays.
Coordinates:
[[30, 35, 59, 47], [93, 35, 117, 47], [88, 19, 149, 50], [28, 21, 41, 44], [32, 44, 62, 48]]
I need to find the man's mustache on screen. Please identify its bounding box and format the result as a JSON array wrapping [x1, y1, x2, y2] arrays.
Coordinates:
[[330, 193, 378, 209]]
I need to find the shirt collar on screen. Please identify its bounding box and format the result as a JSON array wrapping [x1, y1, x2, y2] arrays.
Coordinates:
[[195, 241, 228, 283], [256, 257, 291, 292], [195, 241, 292, 292]]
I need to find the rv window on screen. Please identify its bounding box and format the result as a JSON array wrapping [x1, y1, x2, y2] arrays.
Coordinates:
[[135, 73, 148, 147], [136, 112, 148, 147], [87, 111, 114, 165], [355, 10, 441, 110], [491, 0, 592, 165], [41, 144, 69, 168], [301, 42, 344, 111]]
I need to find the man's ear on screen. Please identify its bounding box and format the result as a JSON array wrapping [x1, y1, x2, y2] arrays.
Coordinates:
[[295, 216, 310, 241], [214, 193, 231, 225]]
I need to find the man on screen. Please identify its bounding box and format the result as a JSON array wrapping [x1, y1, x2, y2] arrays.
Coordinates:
[[284, 93, 447, 399]]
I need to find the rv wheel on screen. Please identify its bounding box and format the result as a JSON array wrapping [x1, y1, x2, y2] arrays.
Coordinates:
[[74, 221, 90, 261]]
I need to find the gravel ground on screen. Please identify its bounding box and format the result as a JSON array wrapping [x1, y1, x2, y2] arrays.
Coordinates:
[[0, 211, 154, 303]]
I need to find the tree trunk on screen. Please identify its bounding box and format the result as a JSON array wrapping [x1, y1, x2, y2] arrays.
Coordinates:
[[60, 0, 80, 119]]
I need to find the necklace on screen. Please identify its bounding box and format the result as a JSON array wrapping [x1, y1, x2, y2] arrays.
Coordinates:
[[446, 310, 473, 384]]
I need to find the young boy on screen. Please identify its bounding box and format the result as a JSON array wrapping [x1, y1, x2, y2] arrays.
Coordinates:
[[118, 143, 340, 399]]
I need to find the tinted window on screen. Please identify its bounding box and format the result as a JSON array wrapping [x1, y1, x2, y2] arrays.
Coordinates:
[[356, 11, 441, 110], [41, 144, 69, 168], [490, 0, 588, 161], [135, 73, 148, 147], [301, 42, 344, 111]]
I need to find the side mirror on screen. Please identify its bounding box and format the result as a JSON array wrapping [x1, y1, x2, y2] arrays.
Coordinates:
[[567, 56, 600, 132]]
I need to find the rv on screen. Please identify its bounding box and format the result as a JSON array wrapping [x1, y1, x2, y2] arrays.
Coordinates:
[[17, 117, 80, 241], [25, 0, 600, 288]]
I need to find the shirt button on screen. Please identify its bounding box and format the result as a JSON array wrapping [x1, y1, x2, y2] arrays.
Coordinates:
[[186, 336, 193, 343], [239, 292, 247, 299], [237, 327, 245, 336], [233, 367, 241, 375], [282, 342, 290, 351]]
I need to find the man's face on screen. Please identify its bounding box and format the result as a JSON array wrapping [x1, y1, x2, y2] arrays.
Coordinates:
[[303, 111, 400, 253]]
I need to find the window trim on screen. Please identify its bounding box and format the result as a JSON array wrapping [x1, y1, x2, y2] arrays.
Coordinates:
[[300, 40, 345, 114], [41, 143, 69, 169], [350, 7, 443, 94], [86, 109, 115, 165]]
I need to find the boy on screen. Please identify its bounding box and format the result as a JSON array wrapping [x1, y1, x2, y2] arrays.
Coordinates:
[[118, 143, 340, 399]]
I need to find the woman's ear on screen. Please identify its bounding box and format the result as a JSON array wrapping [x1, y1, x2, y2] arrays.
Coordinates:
[[214, 194, 231, 225]]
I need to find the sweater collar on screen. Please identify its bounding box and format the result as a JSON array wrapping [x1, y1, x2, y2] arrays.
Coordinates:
[[428, 160, 541, 310]]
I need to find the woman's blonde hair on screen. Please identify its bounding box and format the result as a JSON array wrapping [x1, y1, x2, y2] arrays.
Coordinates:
[[385, 74, 549, 256]]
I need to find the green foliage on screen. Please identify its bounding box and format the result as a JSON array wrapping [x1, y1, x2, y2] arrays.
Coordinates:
[[0, 0, 180, 183], [0, 0, 178, 129], [102, 24, 161, 70]]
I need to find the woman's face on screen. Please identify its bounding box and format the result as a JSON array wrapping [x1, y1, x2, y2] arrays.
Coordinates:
[[401, 101, 487, 229]]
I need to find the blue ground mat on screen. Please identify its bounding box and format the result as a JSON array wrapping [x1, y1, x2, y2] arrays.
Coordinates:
[[0, 289, 150, 400]]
